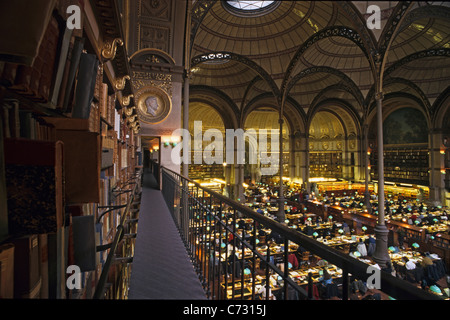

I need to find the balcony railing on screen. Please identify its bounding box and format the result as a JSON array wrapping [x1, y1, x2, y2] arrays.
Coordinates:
[[158, 165, 443, 300]]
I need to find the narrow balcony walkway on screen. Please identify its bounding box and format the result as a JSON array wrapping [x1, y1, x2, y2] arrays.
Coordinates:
[[128, 171, 207, 300]]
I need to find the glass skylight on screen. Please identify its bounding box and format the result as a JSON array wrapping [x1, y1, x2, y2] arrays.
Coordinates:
[[227, 1, 275, 11]]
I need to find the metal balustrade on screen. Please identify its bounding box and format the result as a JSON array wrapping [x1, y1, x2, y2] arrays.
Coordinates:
[[159, 165, 443, 301], [93, 169, 143, 299]]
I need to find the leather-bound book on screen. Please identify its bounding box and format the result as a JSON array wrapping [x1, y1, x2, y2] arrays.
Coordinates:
[[12, 235, 42, 298], [71, 53, 99, 119], [38, 234, 49, 298], [61, 37, 85, 113], [50, 27, 74, 108], [36, 17, 61, 102], [72, 215, 96, 272], [0, 0, 57, 65], [4, 138, 64, 235], [55, 130, 100, 203], [0, 243, 14, 298]]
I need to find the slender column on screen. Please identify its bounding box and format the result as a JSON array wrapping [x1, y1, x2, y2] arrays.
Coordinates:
[[363, 124, 372, 212], [372, 93, 390, 268], [278, 118, 286, 222], [289, 134, 296, 180], [183, 74, 189, 177], [305, 136, 310, 192]]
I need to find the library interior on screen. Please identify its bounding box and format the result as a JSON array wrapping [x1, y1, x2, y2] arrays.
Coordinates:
[[0, 0, 449, 302]]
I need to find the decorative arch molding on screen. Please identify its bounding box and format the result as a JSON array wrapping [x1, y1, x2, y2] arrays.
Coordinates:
[[190, 0, 218, 54], [284, 66, 365, 109], [397, 4, 450, 34], [383, 48, 450, 78], [282, 25, 373, 95], [241, 75, 263, 110], [129, 48, 176, 66], [431, 86, 450, 130], [366, 92, 432, 131], [241, 93, 304, 135], [377, 1, 413, 59], [365, 77, 432, 112], [335, 1, 378, 55], [307, 98, 362, 139], [191, 51, 280, 98], [309, 83, 365, 117], [189, 85, 240, 129]]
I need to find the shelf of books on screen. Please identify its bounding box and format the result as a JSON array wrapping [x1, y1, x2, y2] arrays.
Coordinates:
[[369, 147, 430, 186], [0, 0, 141, 299]]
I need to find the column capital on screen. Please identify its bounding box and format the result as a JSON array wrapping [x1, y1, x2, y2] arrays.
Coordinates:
[[375, 92, 384, 100]]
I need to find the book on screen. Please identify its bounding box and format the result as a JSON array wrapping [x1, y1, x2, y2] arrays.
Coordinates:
[[4, 138, 64, 235], [50, 27, 74, 107], [12, 235, 42, 298], [62, 37, 85, 113], [72, 215, 97, 272], [0, 243, 14, 298], [0, 119, 8, 240], [0, 0, 57, 65], [36, 17, 61, 103], [47, 226, 66, 299], [38, 234, 49, 298], [55, 130, 101, 203], [72, 53, 99, 119]]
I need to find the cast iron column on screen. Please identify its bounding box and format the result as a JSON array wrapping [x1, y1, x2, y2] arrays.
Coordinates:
[[372, 93, 390, 268], [183, 74, 189, 177]]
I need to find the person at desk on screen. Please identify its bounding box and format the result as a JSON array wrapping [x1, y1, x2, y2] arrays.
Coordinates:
[[356, 238, 368, 257], [303, 224, 314, 236], [318, 269, 333, 286], [268, 230, 284, 244], [256, 280, 276, 300]]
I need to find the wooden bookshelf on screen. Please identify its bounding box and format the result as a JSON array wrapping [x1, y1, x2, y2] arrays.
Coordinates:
[[309, 152, 343, 178], [0, 0, 140, 300], [370, 147, 429, 185]]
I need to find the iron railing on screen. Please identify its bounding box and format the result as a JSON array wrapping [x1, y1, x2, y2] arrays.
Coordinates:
[[159, 165, 443, 300], [93, 169, 142, 299]]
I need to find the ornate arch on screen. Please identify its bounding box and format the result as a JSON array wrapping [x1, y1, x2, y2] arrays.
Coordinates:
[[307, 98, 362, 139], [191, 51, 280, 99], [286, 66, 365, 109], [282, 25, 373, 96], [365, 77, 432, 114], [189, 85, 240, 130], [431, 86, 450, 129]]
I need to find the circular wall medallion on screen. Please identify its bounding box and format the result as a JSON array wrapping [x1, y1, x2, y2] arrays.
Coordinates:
[[135, 86, 172, 124]]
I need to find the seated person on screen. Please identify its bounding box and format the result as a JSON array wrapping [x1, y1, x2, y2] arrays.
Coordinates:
[[356, 238, 368, 257], [318, 269, 333, 286]]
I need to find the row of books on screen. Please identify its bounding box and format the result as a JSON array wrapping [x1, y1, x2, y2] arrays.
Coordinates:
[[0, 0, 140, 300]]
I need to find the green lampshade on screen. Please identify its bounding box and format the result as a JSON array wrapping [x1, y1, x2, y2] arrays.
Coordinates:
[[388, 246, 395, 252], [288, 262, 293, 269], [313, 232, 318, 237], [338, 229, 344, 234], [430, 285, 441, 294], [221, 243, 226, 248], [354, 251, 361, 257], [412, 242, 419, 248], [328, 215, 333, 219], [362, 226, 367, 231], [244, 268, 251, 275]]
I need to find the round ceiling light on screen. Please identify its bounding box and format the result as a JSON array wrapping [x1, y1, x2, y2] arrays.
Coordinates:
[[224, 1, 279, 16]]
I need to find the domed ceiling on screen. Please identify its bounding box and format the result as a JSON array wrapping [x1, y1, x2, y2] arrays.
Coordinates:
[[188, 0, 450, 128]]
